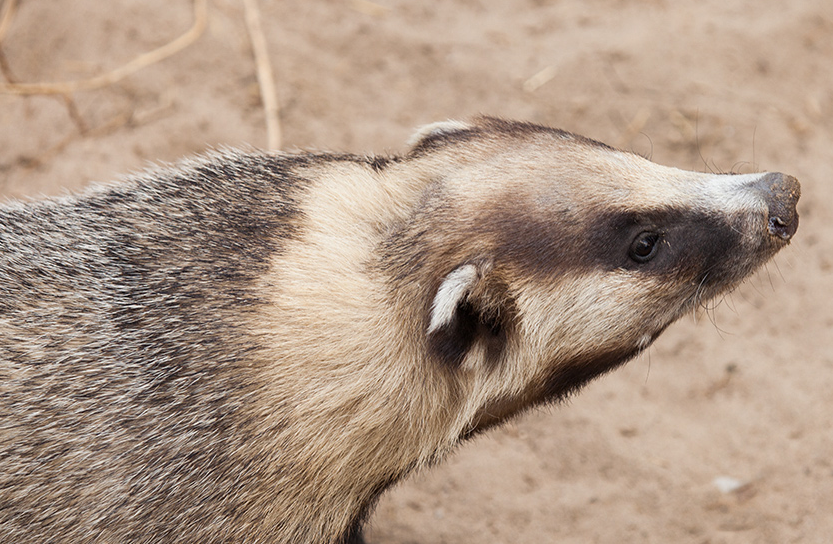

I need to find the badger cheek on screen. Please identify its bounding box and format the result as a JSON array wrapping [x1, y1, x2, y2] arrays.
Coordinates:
[[545, 317, 669, 402]]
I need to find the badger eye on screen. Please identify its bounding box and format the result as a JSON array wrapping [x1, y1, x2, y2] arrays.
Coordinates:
[[629, 231, 661, 263]]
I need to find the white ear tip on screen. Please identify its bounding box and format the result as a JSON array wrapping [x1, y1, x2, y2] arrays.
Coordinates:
[[407, 120, 472, 148], [427, 264, 479, 334]]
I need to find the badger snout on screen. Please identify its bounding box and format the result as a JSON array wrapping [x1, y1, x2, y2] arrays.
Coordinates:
[[754, 172, 801, 240]]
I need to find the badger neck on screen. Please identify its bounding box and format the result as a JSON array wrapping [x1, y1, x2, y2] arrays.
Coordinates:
[[246, 156, 476, 542]]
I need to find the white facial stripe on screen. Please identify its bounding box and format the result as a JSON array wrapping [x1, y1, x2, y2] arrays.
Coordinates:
[[568, 149, 771, 218], [428, 264, 478, 333], [695, 171, 770, 215]]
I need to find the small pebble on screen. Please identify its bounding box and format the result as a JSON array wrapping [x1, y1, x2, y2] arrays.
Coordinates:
[[713, 476, 745, 494]]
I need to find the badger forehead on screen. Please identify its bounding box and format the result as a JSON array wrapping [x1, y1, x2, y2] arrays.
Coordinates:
[[412, 122, 770, 222], [547, 152, 766, 215], [593, 152, 771, 216]]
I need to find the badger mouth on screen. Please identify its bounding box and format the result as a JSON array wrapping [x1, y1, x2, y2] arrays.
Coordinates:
[[695, 216, 797, 311]]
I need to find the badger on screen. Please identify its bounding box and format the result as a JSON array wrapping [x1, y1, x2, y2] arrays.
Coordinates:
[[0, 117, 799, 543]]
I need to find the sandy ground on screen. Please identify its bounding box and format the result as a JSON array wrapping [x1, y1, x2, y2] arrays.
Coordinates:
[[1, 0, 831, 542]]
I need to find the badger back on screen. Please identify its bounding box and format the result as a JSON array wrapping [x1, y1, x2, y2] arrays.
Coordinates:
[[0, 152, 316, 542]]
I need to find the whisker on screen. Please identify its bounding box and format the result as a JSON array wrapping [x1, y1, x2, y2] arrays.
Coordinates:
[[772, 258, 785, 283]]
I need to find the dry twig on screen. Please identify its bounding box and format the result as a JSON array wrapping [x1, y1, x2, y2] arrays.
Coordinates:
[[0, 0, 208, 95], [242, 0, 281, 149], [0, 0, 89, 134], [0, 0, 17, 44]]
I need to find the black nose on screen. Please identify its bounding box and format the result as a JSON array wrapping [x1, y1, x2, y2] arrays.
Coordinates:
[[754, 172, 801, 240]]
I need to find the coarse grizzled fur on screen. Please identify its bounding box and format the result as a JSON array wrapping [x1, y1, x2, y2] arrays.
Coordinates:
[[0, 117, 799, 543]]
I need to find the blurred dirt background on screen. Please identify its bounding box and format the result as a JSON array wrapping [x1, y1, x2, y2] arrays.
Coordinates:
[[0, 0, 831, 542]]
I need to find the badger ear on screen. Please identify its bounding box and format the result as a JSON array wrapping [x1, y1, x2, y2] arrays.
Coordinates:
[[428, 264, 480, 334], [407, 120, 474, 151], [427, 262, 507, 368]]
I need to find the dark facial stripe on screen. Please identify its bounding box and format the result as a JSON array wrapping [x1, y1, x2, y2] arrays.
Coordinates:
[[461, 340, 649, 440], [489, 205, 749, 286], [540, 343, 644, 402]]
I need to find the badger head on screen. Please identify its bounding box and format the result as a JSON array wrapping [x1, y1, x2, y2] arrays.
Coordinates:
[[386, 117, 799, 432]]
